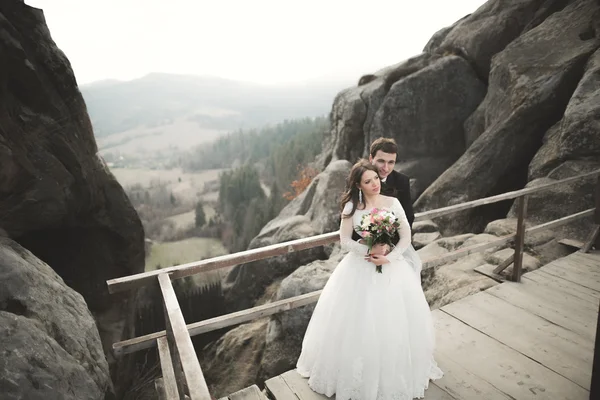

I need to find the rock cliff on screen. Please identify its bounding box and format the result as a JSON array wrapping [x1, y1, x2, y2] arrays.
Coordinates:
[[0, 1, 145, 398]]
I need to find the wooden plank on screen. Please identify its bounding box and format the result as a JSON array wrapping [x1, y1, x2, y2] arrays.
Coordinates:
[[272, 369, 455, 400], [415, 169, 600, 222], [522, 270, 599, 305], [157, 336, 181, 400], [433, 310, 590, 400], [581, 225, 600, 253], [114, 289, 322, 356], [163, 289, 187, 399], [228, 385, 265, 400], [442, 291, 594, 389], [526, 209, 594, 235], [558, 238, 585, 249], [542, 260, 600, 292], [158, 274, 211, 400], [512, 196, 528, 282], [281, 370, 331, 400], [486, 280, 598, 342], [570, 251, 600, 269], [474, 264, 506, 283], [493, 253, 514, 274], [431, 352, 513, 400], [264, 375, 297, 400], [107, 231, 339, 293], [156, 378, 167, 400], [422, 383, 458, 400]]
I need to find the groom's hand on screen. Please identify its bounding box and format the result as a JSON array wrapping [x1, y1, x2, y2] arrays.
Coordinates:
[[370, 243, 390, 255]]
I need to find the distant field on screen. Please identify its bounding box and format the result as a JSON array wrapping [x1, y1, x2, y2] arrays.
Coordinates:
[[110, 167, 225, 206], [146, 237, 229, 285], [97, 119, 228, 156], [111, 167, 224, 189], [165, 205, 217, 229]]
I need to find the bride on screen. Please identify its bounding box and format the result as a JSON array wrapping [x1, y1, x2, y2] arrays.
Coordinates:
[[296, 159, 443, 400]]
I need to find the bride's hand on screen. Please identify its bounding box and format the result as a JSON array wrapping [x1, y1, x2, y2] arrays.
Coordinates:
[[367, 254, 390, 265]]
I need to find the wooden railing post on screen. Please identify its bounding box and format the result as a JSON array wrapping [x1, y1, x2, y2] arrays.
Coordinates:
[[512, 195, 528, 282], [157, 334, 183, 399], [595, 175, 600, 249], [158, 273, 212, 400], [582, 176, 600, 253]]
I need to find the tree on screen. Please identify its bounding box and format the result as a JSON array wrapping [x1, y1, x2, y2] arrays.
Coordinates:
[[195, 201, 206, 228], [283, 165, 319, 200]]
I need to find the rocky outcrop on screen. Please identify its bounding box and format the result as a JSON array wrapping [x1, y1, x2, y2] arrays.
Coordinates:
[[427, 0, 573, 80], [416, 0, 600, 234], [224, 160, 351, 311], [530, 48, 600, 178], [318, 53, 485, 198], [0, 238, 112, 399], [0, 1, 145, 395], [200, 319, 268, 398]]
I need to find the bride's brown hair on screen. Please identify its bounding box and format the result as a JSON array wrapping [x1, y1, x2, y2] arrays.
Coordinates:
[[340, 159, 379, 218]]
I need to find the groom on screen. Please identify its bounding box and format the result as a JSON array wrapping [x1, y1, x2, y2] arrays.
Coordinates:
[[369, 137, 415, 228], [351, 137, 415, 242]]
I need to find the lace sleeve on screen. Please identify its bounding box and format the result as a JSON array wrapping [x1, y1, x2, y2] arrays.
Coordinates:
[[339, 202, 369, 256], [387, 198, 412, 261]]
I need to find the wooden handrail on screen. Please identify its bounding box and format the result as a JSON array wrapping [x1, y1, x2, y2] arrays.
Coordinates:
[[107, 169, 600, 294], [107, 232, 338, 294], [112, 208, 594, 356], [414, 169, 600, 221], [159, 274, 211, 400]]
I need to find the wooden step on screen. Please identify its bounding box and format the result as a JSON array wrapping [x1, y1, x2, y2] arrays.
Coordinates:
[[265, 370, 330, 400], [558, 238, 585, 250], [219, 384, 267, 400]]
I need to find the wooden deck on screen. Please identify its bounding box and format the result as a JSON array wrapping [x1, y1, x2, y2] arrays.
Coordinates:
[[262, 250, 600, 400]]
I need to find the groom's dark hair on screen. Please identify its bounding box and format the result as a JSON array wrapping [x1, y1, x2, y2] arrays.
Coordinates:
[[370, 138, 398, 157]]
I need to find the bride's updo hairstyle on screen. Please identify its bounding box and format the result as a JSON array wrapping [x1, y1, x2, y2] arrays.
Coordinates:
[[339, 159, 379, 218]]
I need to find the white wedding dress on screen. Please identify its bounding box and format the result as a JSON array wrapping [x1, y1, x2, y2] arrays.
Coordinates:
[[296, 197, 443, 400]]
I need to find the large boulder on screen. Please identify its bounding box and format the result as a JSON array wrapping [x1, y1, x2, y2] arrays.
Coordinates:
[[223, 160, 351, 311], [317, 53, 485, 198], [428, 0, 573, 80], [200, 319, 268, 398], [529, 48, 600, 178], [0, 237, 112, 399], [0, 0, 145, 391], [416, 0, 600, 235]]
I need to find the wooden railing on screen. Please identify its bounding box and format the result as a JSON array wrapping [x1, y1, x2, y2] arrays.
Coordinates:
[[107, 169, 600, 400]]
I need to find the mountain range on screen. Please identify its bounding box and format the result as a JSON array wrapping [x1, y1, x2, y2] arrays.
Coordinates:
[[81, 73, 350, 157]]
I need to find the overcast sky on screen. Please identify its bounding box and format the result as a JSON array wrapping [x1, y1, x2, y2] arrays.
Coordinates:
[[25, 0, 487, 85]]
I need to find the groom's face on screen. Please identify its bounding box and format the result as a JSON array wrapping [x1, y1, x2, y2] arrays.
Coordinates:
[[369, 151, 396, 179]]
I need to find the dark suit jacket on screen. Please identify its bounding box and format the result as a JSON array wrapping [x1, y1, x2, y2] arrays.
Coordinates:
[[350, 170, 415, 242]]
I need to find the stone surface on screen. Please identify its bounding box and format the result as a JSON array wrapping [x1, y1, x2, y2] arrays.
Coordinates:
[[0, 237, 112, 399], [529, 48, 600, 178], [413, 232, 442, 249], [0, 1, 145, 393], [416, 0, 600, 234], [430, 0, 573, 79]]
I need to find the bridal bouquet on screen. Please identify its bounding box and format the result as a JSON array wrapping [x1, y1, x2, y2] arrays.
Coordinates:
[[355, 208, 401, 273]]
